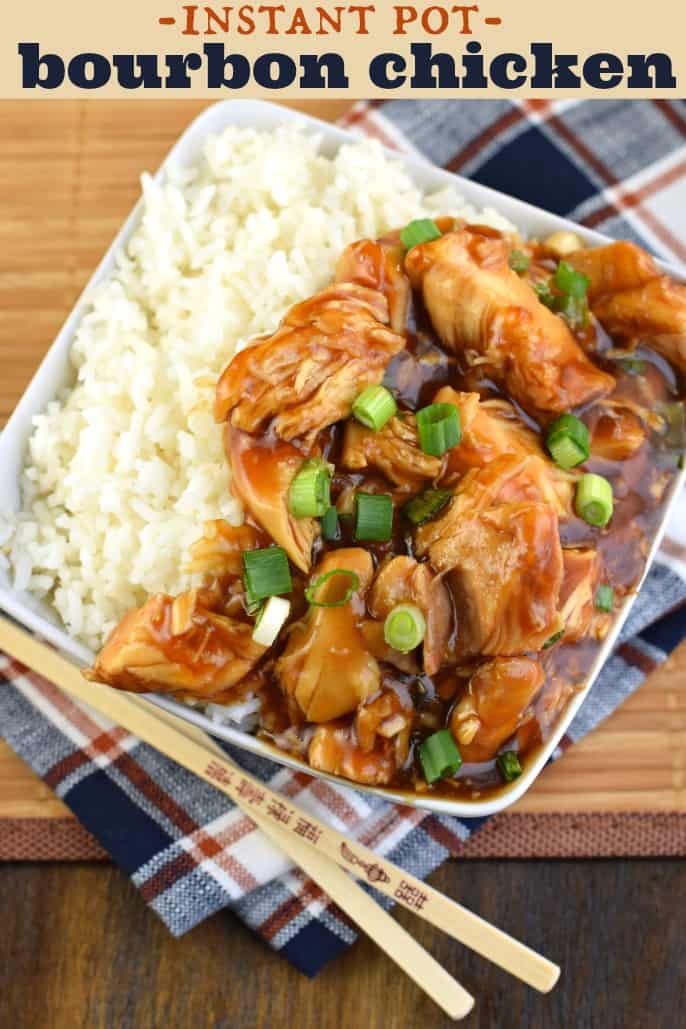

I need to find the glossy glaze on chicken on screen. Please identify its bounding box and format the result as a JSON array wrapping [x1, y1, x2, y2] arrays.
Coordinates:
[[89, 220, 685, 797]]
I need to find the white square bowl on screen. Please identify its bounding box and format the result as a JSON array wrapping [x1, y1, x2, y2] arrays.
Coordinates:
[[1, 99, 684, 817]]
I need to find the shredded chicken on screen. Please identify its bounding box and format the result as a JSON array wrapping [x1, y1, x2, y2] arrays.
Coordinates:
[[308, 687, 412, 786], [568, 241, 686, 375], [276, 549, 380, 722], [87, 586, 266, 699], [368, 555, 452, 676], [336, 237, 411, 335], [434, 386, 574, 515], [225, 427, 318, 573], [588, 405, 646, 462], [340, 414, 442, 491], [449, 656, 545, 763], [559, 549, 609, 643], [405, 227, 614, 416], [416, 456, 564, 657], [185, 519, 263, 578], [215, 282, 405, 442]]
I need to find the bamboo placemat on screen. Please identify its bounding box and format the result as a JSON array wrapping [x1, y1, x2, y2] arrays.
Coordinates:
[[1, 98, 685, 860]]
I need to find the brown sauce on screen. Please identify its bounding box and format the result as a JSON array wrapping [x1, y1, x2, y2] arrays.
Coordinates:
[[245, 271, 684, 800]]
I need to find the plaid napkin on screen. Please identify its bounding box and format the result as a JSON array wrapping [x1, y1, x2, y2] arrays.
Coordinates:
[[1, 99, 685, 978]]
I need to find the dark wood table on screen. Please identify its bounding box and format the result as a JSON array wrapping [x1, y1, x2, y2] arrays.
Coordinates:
[[1, 858, 684, 1027], [1, 98, 685, 1028]]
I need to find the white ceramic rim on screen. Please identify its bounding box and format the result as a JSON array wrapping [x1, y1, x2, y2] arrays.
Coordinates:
[[0, 99, 684, 817]]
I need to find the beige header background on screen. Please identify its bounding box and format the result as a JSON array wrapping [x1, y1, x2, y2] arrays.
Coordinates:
[[1, 0, 684, 98]]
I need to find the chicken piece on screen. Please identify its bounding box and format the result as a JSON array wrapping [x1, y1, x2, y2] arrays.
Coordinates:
[[185, 519, 263, 579], [435, 388, 536, 480], [276, 549, 379, 722], [341, 415, 442, 491], [359, 620, 419, 675], [226, 427, 317, 573], [558, 549, 607, 643], [434, 386, 574, 514], [368, 556, 452, 675], [405, 227, 614, 417], [566, 241, 659, 301], [88, 587, 266, 700], [588, 405, 646, 462], [449, 656, 545, 763], [336, 237, 411, 335], [215, 283, 405, 442], [416, 456, 564, 657], [565, 242, 686, 376], [308, 688, 412, 786], [593, 278, 686, 376]]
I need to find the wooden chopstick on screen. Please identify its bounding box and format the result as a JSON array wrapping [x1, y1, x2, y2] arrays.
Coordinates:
[[129, 694, 475, 1020], [0, 615, 560, 994], [1, 619, 473, 1020]]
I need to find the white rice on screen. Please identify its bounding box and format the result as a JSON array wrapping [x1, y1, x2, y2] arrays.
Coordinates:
[[1, 125, 515, 652]]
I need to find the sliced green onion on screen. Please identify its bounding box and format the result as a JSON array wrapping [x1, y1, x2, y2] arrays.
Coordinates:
[[320, 505, 340, 542], [354, 492, 393, 542], [554, 292, 589, 331], [619, 358, 647, 376], [545, 413, 590, 469], [305, 568, 360, 608], [416, 403, 461, 458], [252, 595, 291, 647], [402, 488, 452, 526], [534, 279, 556, 308], [419, 729, 462, 785], [658, 401, 686, 450], [384, 604, 426, 653], [400, 218, 442, 251], [288, 459, 331, 519], [508, 249, 530, 275], [575, 473, 614, 528], [554, 260, 589, 298], [243, 547, 292, 606], [352, 385, 397, 431], [497, 751, 523, 782], [594, 584, 614, 612], [543, 630, 564, 649]]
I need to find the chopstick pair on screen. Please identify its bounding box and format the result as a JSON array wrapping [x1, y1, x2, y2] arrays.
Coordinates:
[[133, 694, 476, 1019], [0, 616, 560, 1018]]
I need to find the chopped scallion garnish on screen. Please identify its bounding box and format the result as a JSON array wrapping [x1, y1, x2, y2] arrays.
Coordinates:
[[554, 260, 590, 298], [575, 473, 614, 528], [252, 595, 291, 647], [594, 584, 614, 612], [497, 751, 523, 782], [555, 292, 589, 331], [545, 413, 590, 469], [288, 459, 332, 519], [305, 568, 360, 608], [419, 730, 462, 785], [400, 218, 442, 251], [509, 249, 530, 275], [320, 505, 341, 542], [543, 630, 564, 649], [402, 488, 452, 526], [619, 358, 647, 376], [658, 401, 686, 450], [354, 492, 393, 542], [384, 604, 426, 653], [243, 547, 292, 606], [352, 385, 397, 432], [534, 280, 556, 308], [416, 403, 461, 458]]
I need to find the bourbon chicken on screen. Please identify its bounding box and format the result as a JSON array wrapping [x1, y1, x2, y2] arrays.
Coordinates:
[[88, 215, 684, 799]]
